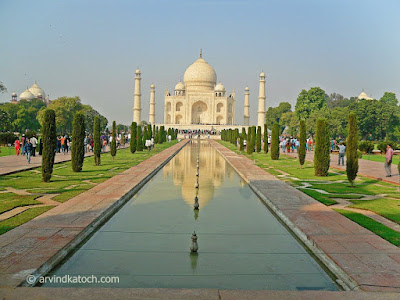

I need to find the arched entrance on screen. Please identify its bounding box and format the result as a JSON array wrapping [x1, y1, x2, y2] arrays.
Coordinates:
[[175, 114, 182, 124], [191, 101, 208, 124]]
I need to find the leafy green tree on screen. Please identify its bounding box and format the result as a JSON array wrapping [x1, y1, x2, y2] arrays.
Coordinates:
[[137, 125, 143, 151], [0, 82, 7, 93], [263, 124, 268, 153], [0, 108, 10, 131], [266, 102, 291, 131], [295, 87, 328, 120], [281, 111, 299, 136], [130, 122, 137, 154], [314, 119, 330, 176], [299, 120, 306, 168], [380, 92, 398, 106], [41, 109, 57, 182], [270, 123, 280, 160], [93, 116, 101, 166], [256, 126, 262, 152], [111, 121, 117, 159], [346, 112, 359, 186], [71, 113, 85, 172]]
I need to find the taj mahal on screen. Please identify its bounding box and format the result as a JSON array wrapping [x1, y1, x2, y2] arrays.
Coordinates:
[[132, 52, 267, 131]]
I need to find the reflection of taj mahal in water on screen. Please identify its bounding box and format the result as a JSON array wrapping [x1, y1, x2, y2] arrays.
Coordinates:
[[132, 51, 267, 131], [163, 141, 237, 207]]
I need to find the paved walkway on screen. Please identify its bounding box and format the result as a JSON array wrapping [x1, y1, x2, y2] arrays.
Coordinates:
[[211, 140, 400, 292], [0, 140, 188, 288], [283, 150, 399, 185], [0, 145, 128, 176]]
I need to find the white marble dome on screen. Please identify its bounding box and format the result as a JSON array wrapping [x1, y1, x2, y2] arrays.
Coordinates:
[[358, 91, 373, 100], [175, 81, 185, 90], [29, 82, 46, 99], [214, 82, 225, 91], [19, 88, 35, 100], [184, 57, 217, 90]]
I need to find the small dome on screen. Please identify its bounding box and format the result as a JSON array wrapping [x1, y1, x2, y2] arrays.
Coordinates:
[[12, 92, 17, 96], [214, 82, 225, 92], [29, 82, 46, 99], [150, 84, 155, 89], [174, 81, 185, 90], [20, 88, 35, 100], [244, 86, 249, 91], [358, 91, 373, 100], [260, 72, 266, 77], [183, 57, 217, 90], [135, 69, 141, 74]]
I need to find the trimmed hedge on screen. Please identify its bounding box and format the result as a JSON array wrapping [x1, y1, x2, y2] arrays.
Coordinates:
[[41, 109, 57, 182], [270, 123, 279, 160], [314, 118, 330, 176], [93, 116, 101, 166], [299, 119, 306, 167], [71, 112, 85, 172]]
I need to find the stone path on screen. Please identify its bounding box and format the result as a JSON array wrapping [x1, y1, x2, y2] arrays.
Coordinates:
[[0, 140, 188, 288], [0, 145, 127, 176], [211, 140, 400, 292], [284, 150, 399, 185]]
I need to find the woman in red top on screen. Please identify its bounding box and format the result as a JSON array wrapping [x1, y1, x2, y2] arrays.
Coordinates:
[[15, 138, 21, 155]]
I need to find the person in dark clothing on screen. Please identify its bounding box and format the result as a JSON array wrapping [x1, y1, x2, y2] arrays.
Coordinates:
[[39, 137, 43, 155], [25, 140, 33, 164]]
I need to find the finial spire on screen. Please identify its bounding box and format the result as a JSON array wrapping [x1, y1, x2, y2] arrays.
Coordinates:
[[200, 49, 202, 58]]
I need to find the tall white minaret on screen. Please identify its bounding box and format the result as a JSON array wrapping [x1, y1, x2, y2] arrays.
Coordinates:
[[244, 86, 250, 126], [149, 84, 155, 125], [133, 68, 142, 124], [257, 72, 266, 129]]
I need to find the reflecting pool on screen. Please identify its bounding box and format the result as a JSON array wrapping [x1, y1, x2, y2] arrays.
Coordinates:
[[43, 141, 337, 290]]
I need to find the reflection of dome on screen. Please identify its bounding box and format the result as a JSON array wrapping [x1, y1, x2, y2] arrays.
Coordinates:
[[181, 177, 215, 207], [29, 82, 46, 99], [184, 57, 217, 91], [214, 82, 225, 92], [175, 81, 185, 90], [20, 88, 35, 100], [358, 91, 373, 100]]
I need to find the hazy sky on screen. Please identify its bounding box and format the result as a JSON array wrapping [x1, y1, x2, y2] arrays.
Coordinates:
[[1, 0, 400, 125]]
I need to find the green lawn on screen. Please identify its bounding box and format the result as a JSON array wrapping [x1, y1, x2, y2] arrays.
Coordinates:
[[0, 146, 16, 157], [0, 142, 178, 235], [361, 154, 400, 164], [334, 209, 400, 246], [218, 140, 400, 246]]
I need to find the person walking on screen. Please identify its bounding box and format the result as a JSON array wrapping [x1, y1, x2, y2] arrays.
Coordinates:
[[337, 142, 346, 166], [38, 136, 43, 155], [385, 144, 394, 177], [21, 135, 26, 156], [15, 138, 21, 155], [30, 135, 38, 156], [25, 139, 33, 164]]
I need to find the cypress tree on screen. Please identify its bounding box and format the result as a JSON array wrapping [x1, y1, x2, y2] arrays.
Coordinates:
[[251, 126, 256, 152], [299, 119, 306, 168], [130, 122, 137, 154], [271, 123, 280, 160], [256, 126, 262, 152], [93, 116, 101, 166], [41, 109, 57, 182], [142, 126, 148, 148], [263, 124, 268, 153], [346, 112, 359, 186], [71, 112, 85, 172], [155, 126, 159, 144], [148, 124, 152, 139], [111, 121, 117, 159], [137, 125, 143, 151], [239, 128, 245, 151], [175, 129, 178, 140], [314, 118, 330, 176]]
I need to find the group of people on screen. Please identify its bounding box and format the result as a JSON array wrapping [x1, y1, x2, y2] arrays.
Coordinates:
[[14, 135, 42, 164]]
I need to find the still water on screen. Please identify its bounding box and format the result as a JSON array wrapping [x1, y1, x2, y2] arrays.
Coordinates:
[[44, 141, 337, 290]]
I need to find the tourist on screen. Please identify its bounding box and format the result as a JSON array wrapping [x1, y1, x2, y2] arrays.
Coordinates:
[[60, 135, 66, 154], [385, 144, 394, 177], [56, 136, 61, 153], [38, 136, 43, 156], [30, 135, 38, 157], [21, 134, 26, 156], [337, 142, 346, 166], [282, 139, 286, 153], [15, 138, 20, 155], [65, 135, 70, 153], [25, 139, 33, 164]]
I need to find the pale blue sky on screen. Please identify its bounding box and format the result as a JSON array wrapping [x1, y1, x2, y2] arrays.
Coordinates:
[[1, 0, 400, 125]]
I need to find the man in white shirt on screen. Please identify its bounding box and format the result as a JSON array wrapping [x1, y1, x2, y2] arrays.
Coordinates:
[[30, 136, 38, 157]]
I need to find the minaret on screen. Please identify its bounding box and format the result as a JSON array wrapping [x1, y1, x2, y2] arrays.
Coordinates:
[[244, 86, 250, 126], [149, 84, 155, 125], [133, 68, 142, 123], [257, 72, 266, 129]]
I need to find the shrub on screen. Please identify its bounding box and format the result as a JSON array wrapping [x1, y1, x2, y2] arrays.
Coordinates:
[[314, 118, 330, 176], [93, 116, 101, 166], [299, 119, 306, 167], [357, 150, 363, 159], [130, 122, 137, 154], [358, 141, 374, 154], [256, 126, 261, 152], [263, 124, 268, 153], [111, 121, 117, 159], [0, 132, 17, 145], [346, 112, 359, 186], [41, 109, 57, 182], [270, 123, 279, 160], [71, 112, 85, 172]]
